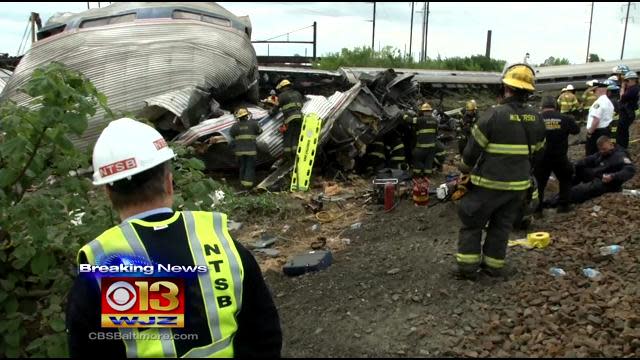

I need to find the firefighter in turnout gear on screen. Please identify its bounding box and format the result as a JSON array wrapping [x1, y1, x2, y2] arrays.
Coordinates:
[[557, 84, 580, 117], [270, 79, 305, 162], [363, 137, 386, 174], [403, 102, 438, 177], [384, 128, 408, 170], [534, 96, 580, 214], [229, 108, 263, 189], [581, 82, 599, 124], [457, 100, 478, 154], [66, 118, 282, 357], [455, 63, 546, 280]]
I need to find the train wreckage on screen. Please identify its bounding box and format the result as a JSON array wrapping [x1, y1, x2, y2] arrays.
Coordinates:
[[5, 2, 637, 189], [0, 2, 432, 188]]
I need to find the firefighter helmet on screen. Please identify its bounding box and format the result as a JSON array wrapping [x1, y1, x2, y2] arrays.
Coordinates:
[[234, 107, 251, 120], [276, 79, 292, 90], [612, 64, 630, 75], [420, 102, 432, 112], [466, 100, 477, 111], [501, 63, 536, 91]]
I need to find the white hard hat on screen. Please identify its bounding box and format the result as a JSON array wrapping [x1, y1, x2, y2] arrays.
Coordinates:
[[92, 118, 176, 186], [561, 87, 567, 92], [566, 84, 574, 91], [608, 75, 618, 81], [586, 80, 595, 87]]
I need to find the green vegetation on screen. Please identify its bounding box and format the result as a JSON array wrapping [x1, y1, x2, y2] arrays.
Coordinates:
[[313, 46, 506, 72], [0, 62, 283, 357], [539, 56, 571, 67]]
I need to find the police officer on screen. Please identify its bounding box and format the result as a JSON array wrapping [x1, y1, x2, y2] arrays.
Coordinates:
[[229, 107, 263, 189], [585, 80, 615, 156], [618, 71, 640, 149], [403, 102, 438, 178], [569, 135, 636, 204], [534, 96, 580, 214], [270, 79, 305, 162], [606, 81, 621, 145], [66, 118, 282, 357], [457, 100, 478, 155], [455, 63, 546, 279]]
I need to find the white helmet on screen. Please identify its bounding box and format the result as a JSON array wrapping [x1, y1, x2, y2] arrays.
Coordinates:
[[92, 118, 176, 185], [566, 84, 575, 91], [561, 87, 567, 92]]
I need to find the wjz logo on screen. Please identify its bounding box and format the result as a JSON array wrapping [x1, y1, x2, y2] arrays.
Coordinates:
[[101, 277, 184, 328]]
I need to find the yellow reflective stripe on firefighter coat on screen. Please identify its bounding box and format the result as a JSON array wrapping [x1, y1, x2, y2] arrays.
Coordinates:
[[77, 211, 244, 358]]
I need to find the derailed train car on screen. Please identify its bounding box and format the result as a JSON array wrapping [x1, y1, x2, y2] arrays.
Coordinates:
[[1, 2, 259, 150]]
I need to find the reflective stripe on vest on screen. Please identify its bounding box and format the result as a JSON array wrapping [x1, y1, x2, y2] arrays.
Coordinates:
[[281, 102, 302, 111], [369, 152, 385, 159], [234, 135, 256, 140], [392, 144, 405, 152], [417, 129, 436, 134], [416, 143, 436, 148], [285, 113, 302, 124], [471, 125, 489, 148], [470, 175, 531, 191], [77, 211, 243, 358], [235, 151, 257, 156]]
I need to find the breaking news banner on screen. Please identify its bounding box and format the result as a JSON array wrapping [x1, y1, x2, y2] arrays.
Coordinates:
[[78, 253, 208, 329]]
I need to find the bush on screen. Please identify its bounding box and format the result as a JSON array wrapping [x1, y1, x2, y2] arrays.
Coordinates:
[[313, 46, 506, 72], [0, 62, 281, 357]]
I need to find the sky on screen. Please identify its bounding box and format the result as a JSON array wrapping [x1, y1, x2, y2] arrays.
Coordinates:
[[0, 2, 639, 65]]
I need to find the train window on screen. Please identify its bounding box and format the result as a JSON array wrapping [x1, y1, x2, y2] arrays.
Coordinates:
[[202, 15, 230, 27], [80, 13, 136, 28], [173, 10, 201, 21]]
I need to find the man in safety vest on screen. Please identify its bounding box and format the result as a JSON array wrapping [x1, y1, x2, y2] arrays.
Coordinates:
[[455, 63, 546, 280], [581, 81, 599, 125], [229, 107, 263, 189], [457, 100, 478, 155], [270, 79, 305, 162], [66, 118, 282, 357]]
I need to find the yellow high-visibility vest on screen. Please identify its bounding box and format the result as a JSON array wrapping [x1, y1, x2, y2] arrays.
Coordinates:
[[77, 211, 244, 358]]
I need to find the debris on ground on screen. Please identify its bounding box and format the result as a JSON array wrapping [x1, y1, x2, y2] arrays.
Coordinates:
[[282, 250, 333, 277]]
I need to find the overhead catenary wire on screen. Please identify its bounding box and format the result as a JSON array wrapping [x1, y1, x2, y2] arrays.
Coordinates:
[[16, 20, 30, 55], [257, 24, 315, 42]]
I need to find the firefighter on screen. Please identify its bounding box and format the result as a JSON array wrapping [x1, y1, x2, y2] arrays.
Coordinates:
[[67, 118, 282, 357], [270, 79, 305, 162], [606, 81, 621, 145], [557, 84, 580, 118], [457, 100, 478, 155], [612, 64, 630, 86], [455, 63, 546, 280], [403, 102, 438, 178], [568, 135, 636, 204], [261, 89, 279, 110], [229, 107, 263, 189], [363, 137, 386, 174], [585, 80, 614, 156], [384, 128, 408, 171], [581, 81, 599, 124], [617, 71, 639, 149], [534, 96, 580, 215]]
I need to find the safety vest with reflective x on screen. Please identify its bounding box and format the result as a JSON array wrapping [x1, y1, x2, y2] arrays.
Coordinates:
[[77, 211, 244, 358]]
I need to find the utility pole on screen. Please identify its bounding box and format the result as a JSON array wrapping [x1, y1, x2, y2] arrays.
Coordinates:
[[420, 2, 426, 61], [424, 2, 430, 60], [586, 2, 594, 62], [313, 21, 317, 60], [621, 1, 631, 59], [409, 2, 414, 59], [372, 2, 376, 52], [30, 12, 36, 43]]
